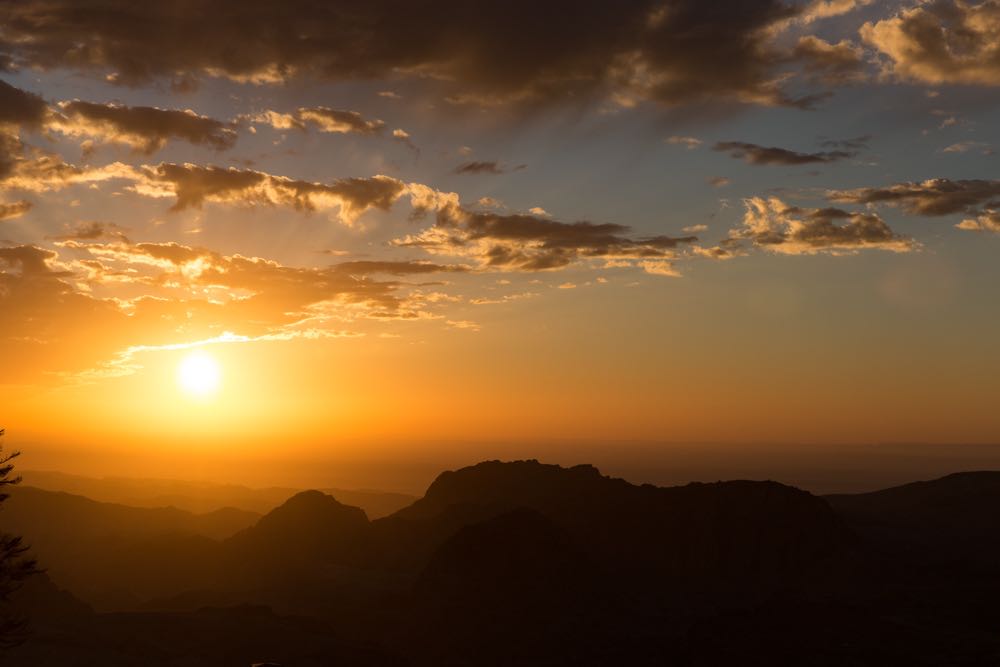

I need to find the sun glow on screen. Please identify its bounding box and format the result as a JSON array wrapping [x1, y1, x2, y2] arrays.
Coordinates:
[[177, 350, 222, 398]]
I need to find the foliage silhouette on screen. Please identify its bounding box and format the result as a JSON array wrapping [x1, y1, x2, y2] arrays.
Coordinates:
[[0, 429, 40, 648]]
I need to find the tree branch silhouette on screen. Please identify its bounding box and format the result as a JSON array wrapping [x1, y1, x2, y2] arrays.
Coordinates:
[[0, 429, 40, 649]]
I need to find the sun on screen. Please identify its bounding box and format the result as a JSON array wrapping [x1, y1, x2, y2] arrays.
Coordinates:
[[177, 350, 221, 398]]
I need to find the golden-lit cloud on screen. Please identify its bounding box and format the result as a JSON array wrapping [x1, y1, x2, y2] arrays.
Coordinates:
[[828, 179, 1000, 216], [49, 101, 238, 154], [862, 1, 1000, 86], [956, 210, 1000, 233], [0, 137, 136, 192], [797, 0, 873, 25], [792, 36, 867, 85], [249, 107, 386, 136], [0, 198, 31, 220], [130, 163, 406, 221], [394, 204, 697, 274], [667, 136, 703, 150], [0, 244, 127, 381], [0, 236, 468, 382], [731, 197, 916, 254]]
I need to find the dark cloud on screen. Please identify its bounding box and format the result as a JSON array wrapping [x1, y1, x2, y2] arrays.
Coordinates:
[[394, 204, 697, 273], [332, 260, 468, 277], [828, 179, 1000, 216], [453, 161, 511, 175], [732, 197, 916, 254], [0, 79, 48, 129], [52, 100, 237, 154], [0, 1, 834, 108], [49, 221, 130, 242], [713, 141, 857, 165], [0, 132, 22, 179], [819, 135, 871, 150], [862, 0, 1000, 86]]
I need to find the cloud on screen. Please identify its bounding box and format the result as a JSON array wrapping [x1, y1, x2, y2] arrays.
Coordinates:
[[792, 36, 867, 85], [49, 101, 237, 154], [49, 221, 130, 242], [956, 211, 1000, 233], [391, 128, 418, 153], [393, 204, 698, 274], [682, 223, 709, 233], [797, 0, 873, 25], [0, 237, 468, 381], [0, 137, 138, 191], [0, 1, 842, 109], [707, 176, 731, 187], [476, 197, 504, 209], [769, 0, 873, 33], [827, 179, 1000, 216], [667, 136, 702, 149], [0, 244, 128, 381], [469, 291, 538, 305], [0, 79, 48, 129], [250, 107, 386, 136], [942, 141, 992, 154], [0, 147, 418, 225], [329, 260, 468, 277], [0, 132, 20, 179], [298, 107, 384, 135], [861, 0, 1000, 86], [453, 161, 514, 175], [731, 197, 917, 254], [819, 135, 871, 150], [713, 141, 858, 165], [0, 199, 31, 220], [131, 163, 406, 222]]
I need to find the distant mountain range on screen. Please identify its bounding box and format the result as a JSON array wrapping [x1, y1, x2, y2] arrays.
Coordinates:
[[4, 461, 1000, 665], [19, 469, 416, 517]]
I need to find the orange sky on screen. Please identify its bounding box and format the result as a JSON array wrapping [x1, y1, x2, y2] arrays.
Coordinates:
[[2, 0, 1000, 488]]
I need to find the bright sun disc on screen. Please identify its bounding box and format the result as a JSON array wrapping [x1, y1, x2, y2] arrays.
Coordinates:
[[177, 350, 221, 397]]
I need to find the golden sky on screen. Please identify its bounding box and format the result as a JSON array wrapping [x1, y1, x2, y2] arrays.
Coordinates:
[[1, 0, 999, 484]]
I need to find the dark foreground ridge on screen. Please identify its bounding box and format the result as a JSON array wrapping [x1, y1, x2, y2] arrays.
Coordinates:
[[4, 461, 1000, 665]]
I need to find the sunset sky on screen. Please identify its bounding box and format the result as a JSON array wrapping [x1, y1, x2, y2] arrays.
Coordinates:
[[2, 0, 999, 486]]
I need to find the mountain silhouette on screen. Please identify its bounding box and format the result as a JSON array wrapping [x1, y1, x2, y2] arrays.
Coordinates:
[[225, 490, 371, 577], [21, 469, 416, 518], [384, 460, 851, 600], [7, 462, 1000, 665], [826, 471, 1000, 556], [5, 486, 259, 541]]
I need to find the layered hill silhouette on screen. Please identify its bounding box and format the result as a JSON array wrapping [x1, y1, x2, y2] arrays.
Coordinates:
[[21, 469, 416, 518], [5, 461, 1000, 665], [826, 471, 1000, 558]]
